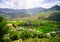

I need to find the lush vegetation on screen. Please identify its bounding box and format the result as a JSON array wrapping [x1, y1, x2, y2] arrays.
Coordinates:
[[0, 10, 60, 42]]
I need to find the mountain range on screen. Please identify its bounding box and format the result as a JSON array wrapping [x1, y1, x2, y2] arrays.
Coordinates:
[[0, 5, 60, 19]]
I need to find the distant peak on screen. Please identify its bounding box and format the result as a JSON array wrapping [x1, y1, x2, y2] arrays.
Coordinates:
[[53, 5, 60, 7]]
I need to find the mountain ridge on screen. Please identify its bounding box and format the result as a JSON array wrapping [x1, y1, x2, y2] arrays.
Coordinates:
[[0, 7, 46, 19], [0, 5, 60, 19]]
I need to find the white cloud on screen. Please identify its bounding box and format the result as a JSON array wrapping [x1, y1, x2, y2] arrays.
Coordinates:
[[0, 0, 60, 9], [40, 0, 60, 9], [26, 0, 44, 8], [0, 0, 27, 9]]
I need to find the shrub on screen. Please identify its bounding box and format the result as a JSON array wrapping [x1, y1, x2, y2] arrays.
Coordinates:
[[2, 36, 11, 42], [0, 16, 9, 42], [10, 31, 20, 41]]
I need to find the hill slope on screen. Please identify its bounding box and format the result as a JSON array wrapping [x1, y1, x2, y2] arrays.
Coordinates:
[[0, 7, 46, 19], [37, 5, 60, 21]]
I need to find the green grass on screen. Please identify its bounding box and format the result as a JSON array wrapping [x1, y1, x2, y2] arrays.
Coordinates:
[[36, 20, 58, 34], [23, 35, 60, 42], [7, 20, 60, 34], [6, 19, 60, 42]]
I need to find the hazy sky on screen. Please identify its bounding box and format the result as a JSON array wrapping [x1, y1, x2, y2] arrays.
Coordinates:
[[0, 0, 60, 9]]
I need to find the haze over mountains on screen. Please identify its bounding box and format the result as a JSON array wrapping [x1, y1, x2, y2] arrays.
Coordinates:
[[0, 5, 60, 19]]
